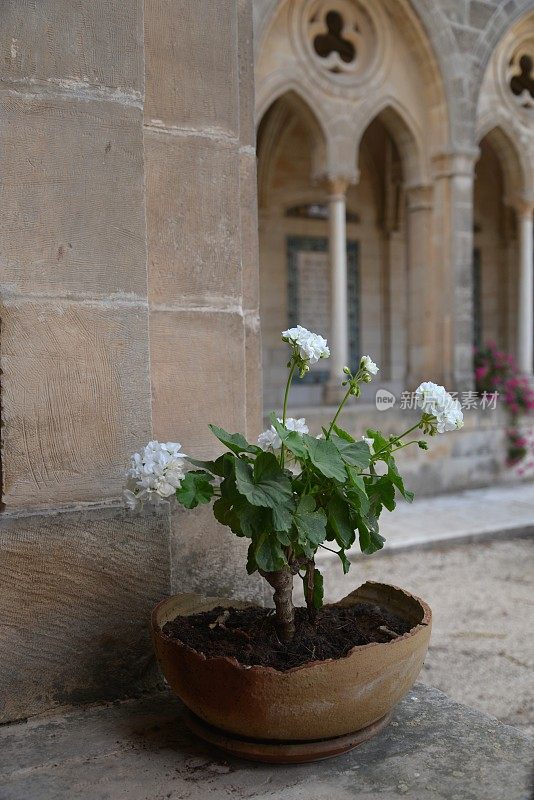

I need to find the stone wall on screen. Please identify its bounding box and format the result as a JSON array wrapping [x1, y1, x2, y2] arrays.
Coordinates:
[[0, 0, 263, 724]]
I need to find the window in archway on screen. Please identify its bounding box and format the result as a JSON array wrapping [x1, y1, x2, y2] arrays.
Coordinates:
[[509, 53, 534, 103], [287, 236, 360, 381], [285, 203, 360, 223], [313, 10, 356, 67]]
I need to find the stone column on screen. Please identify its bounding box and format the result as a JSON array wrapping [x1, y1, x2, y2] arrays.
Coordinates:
[[326, 177, 350, 402], [431, 150, 478, 391], [516, 201, 534, 375], [405, 184, 434, 387]]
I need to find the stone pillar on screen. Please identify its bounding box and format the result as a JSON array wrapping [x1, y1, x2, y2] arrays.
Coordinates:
[[405, 184, 434, 387], [326, 177, 350, 402], [515, 201, 534, 375], [431, 150, 478, 391]]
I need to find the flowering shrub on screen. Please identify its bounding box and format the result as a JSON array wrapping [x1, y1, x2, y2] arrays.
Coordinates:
[[474, 343, 534, 465], [125, 327, 463, 642]]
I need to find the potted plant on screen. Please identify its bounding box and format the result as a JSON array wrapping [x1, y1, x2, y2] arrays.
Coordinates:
[[125, 326, 463, 763]]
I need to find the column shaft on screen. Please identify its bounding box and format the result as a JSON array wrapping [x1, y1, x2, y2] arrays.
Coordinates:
[[327, 178, 349, 399]]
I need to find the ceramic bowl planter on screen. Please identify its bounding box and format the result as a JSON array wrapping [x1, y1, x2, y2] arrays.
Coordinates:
[[151, 581, 431, 763]]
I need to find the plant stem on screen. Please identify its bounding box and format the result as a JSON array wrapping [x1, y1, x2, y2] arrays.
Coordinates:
[[304, 560, 316, 622], [261, 567, 295, 643], [326, 385, 353, 439], [371, 422, 421, 460], [280, 359, 297, 468]]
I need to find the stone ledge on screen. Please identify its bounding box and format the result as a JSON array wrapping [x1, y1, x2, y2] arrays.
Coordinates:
[[1, 684, 532, 799]]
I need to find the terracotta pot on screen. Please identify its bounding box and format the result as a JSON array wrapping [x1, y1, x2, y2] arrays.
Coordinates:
[[151, 582, 431, 761]]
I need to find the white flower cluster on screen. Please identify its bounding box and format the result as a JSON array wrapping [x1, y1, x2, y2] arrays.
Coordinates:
[[257, 418, 309, 452], [360, 355, 379, 376], [415, 382, 464, 433], [123, 441, 187, 510], [282, 325, 330, 367]]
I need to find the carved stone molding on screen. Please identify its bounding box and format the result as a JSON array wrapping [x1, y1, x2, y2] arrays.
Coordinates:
[[494, 22, 534, 127], [288, 0, 390, 98]]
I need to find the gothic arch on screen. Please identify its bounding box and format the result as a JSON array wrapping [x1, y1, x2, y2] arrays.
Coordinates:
[[353, 97, 425, 187], [476, 117, 529, 202], [257, 90, 328, 207]]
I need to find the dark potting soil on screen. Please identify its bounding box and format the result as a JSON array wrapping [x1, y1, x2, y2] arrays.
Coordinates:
[[161, 603, 414, 671]]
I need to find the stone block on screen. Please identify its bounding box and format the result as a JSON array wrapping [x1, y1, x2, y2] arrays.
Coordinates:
[[145, 132, 242, 307], [0, 505, 170, 723], [1, 301, 152, 509], [170, 504, 265, 604], [240, 152, 260, 312], [149, 309, 247, 458], [244, 314, 263, 440], [144, 0, 239, 134], [0, 0, 142, 90], [0, 94, 147, 298], [237, 0, 256, 147], [469, 1, 497, 29]]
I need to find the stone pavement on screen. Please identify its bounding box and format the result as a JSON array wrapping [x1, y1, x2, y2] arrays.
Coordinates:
[[1, 686, 532, 800]]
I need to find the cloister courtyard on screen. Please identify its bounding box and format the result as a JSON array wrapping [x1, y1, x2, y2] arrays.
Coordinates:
[[1, 0, 534, 798]]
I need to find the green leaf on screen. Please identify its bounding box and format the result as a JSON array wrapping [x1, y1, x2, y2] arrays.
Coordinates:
[[209, 424, 260, 455], [331, 436, 371, 469], [270, 416, 309, 459], [234, 453, 294, 531], [332, 424, 355, 443], [187, 453, 235, 478], [345, 471, 370, 516], [213, 496, 242, 535], [312, 568, 324, 609], [327, 494, 355, 549], [366, 428, 390, 460], [338, 549, 351, 574], [387, 457, 414, 503], [254, 532, 287, 572], [175, 471, 214, 509], [358, 520, 385, 555], [375, 477, 396, 512], [303, 436, 347, 483], [293, 495, 327, 558]]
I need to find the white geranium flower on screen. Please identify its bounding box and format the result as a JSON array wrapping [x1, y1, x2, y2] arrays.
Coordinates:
[[257, 417, 309, 452], [415, 382, 464, 433], [361, 355, 379, 376], [257, 427, 282, 452], [362, 435, 374, 451], [282, 325, 330, 365], [124, 440, 187, 509]]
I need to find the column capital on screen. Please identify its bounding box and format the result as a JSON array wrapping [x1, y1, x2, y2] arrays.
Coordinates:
[[405, 183, 434, 211], [510, 196, 534, 219], [430, 148, 479, 180], [325, 173, 358, 197]]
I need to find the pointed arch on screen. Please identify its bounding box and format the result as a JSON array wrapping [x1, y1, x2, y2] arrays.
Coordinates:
[[257, 89, 328, 207], [354, 97, 425, 187], [476, 117, 529, 201]]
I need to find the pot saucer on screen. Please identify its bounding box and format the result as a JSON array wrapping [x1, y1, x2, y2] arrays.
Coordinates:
[[182, 708, 393, 764]]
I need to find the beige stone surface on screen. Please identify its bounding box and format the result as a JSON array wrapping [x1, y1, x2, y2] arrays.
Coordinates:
[[0, 506, 170, 723], [0, 0, 142, 90], [144, 0, 239, 134], [170, 504, 266, 603], [240, 152, 261, 312], [1, 301, 152, 508], [0, 94, 147, 299], [149, 309, 247, 458], [145, 131, 242, 307]]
